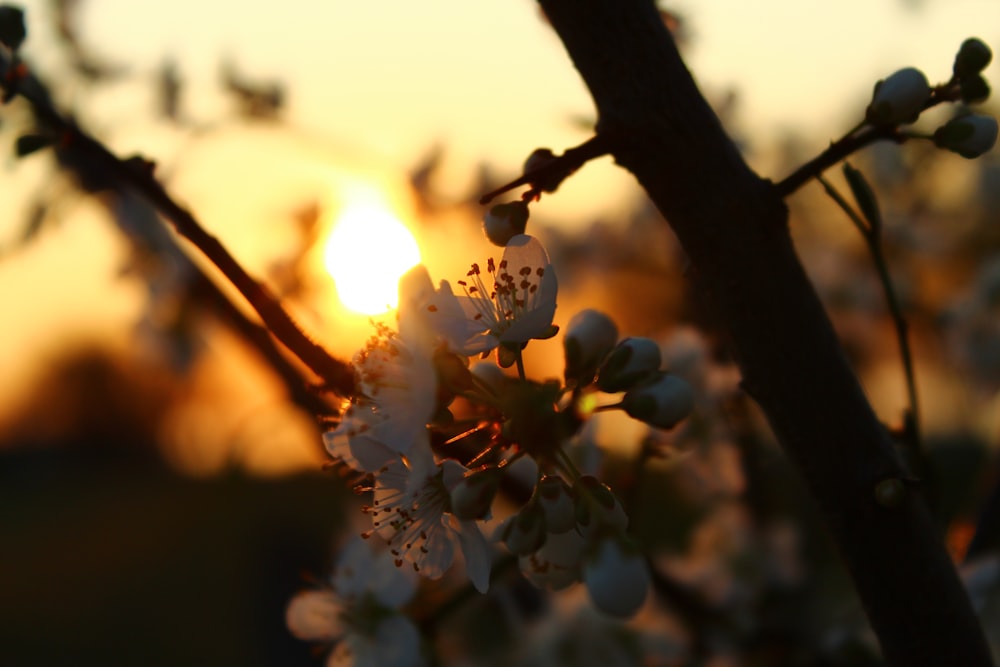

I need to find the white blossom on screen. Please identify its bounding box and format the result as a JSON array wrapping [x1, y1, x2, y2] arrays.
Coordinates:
[[324, 271, 439, 473], [416, 235, 557, 357], [368, 444, 492, 593], [285, 538, 422, 667]]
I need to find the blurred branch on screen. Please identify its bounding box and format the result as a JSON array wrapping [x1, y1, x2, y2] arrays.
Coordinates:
[[0, 49, 355, 397], [538, 1, 991, 665]]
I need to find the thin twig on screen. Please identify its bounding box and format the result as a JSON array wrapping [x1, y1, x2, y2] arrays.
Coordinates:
[[777, 126, 902, 197], [817, 174, 922, 457], [478, 133, 614, 205]]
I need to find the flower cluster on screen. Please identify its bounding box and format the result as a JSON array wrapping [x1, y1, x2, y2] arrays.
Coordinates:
[[286, 537, 423, 667], [309, 227, 696, 631]]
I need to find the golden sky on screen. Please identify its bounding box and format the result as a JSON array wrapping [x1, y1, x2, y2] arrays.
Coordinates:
[[1, 0, 999, 418]]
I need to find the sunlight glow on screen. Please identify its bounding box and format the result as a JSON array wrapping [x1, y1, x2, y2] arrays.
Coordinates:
[[324, 198, 421, 315]]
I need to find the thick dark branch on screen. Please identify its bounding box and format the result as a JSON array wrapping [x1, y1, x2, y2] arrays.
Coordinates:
[[538, 1, 991, 665]]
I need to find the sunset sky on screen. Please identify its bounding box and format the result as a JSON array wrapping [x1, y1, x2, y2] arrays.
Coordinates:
[[1, 0, 998, 423]]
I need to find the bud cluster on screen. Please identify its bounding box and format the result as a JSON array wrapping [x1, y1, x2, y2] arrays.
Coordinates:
[[864, 38, 998, 159], [564, 308, 695, 430], [498, 474, 650, 618]]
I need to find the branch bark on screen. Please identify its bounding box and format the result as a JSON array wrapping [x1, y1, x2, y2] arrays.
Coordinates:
[[538, 1, 992, 665]]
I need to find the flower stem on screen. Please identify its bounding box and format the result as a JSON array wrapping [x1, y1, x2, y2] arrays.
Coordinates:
[[817, 174, 922, 458], [555, 445, 584, 482], [776, 81, 962, 198]]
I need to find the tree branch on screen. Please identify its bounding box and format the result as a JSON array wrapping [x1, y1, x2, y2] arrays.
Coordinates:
[[0, 54, 355, 397], [538, 1, 992, 665]]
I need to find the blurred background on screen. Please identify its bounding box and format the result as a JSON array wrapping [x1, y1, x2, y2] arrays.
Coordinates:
[[2, 1, 1000, 665]]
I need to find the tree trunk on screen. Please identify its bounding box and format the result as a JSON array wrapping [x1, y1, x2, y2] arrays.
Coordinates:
[[538, 1, 993, 665]]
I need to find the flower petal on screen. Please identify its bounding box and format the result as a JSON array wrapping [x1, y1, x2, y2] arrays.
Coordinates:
[[454, 516, 492, 593]]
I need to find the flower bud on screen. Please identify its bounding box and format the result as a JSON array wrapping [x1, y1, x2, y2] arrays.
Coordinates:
[[865, 67, 930, 126], [483, 201, 529, 247], [597, 337, 662, 393], [499, 503, 547, 555], [933, 114, 999, 158], [583, 538, 651, 618], [537, 475, 576, 533], [564, 309, 618, 386], [523, 148, 568, 194], [574, 476, 628, 538], [621, 372, 694, 429], [955, 38, 993, 78], [524, 148, 558, 176], [450, 466, 502, 520], [961, 75, 991, 105]]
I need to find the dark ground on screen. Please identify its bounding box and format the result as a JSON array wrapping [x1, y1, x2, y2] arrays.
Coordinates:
[[0, 445, 350, 667]]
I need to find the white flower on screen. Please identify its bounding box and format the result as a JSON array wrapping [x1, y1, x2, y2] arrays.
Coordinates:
[[367, 445, 492, 593], [285, 538, 422, 667], [417, 235, 557, 357], [866, 67, 930, 125], [324, 272, 438, 472]]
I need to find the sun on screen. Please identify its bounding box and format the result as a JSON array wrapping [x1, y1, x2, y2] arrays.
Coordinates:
[[323, 199, 421, 316]]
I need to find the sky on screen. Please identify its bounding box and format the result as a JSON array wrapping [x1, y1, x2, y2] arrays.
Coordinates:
[[1, 0, 1000, 425], [68, 0, 1000, 185]]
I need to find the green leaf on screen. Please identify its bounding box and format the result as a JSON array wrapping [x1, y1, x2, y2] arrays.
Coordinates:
[[843, 162, 882, 235]]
